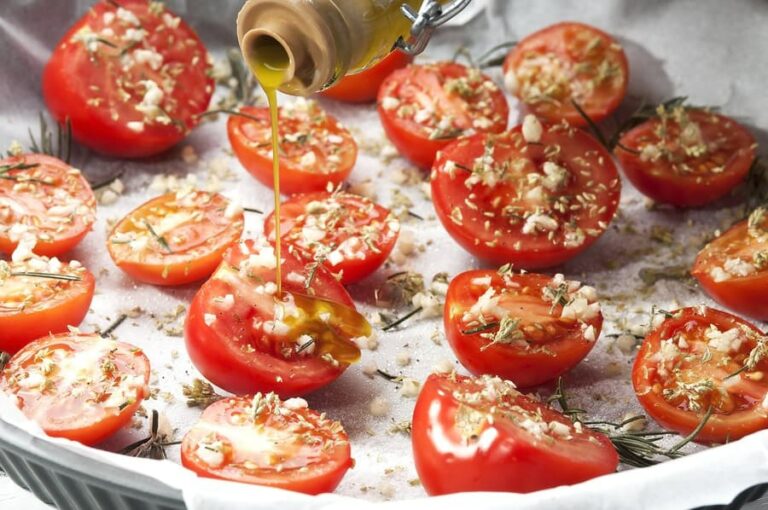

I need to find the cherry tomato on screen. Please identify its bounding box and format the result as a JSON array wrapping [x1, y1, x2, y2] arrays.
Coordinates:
[[632, 306, 768, 444], [263, 191, 399, 284], [431, 120, 621, 268], [228, 102, 357, 196], [503, 22, 629, 126], [615, 108, 756, 207], [445, 269, 601, 387], [43, 0, 213, 158], [378, 61, 509, 169], [692, 209, 768, 320], [0, 253, 95, 355], [412, 373, 618, 495], [320, 50, 413, 103], [107, 191, 244, 286], [1, 333, 150, 445], [181, 394, 352, 494], [0, 154, 96, 257], [185, 237, 369, 397]]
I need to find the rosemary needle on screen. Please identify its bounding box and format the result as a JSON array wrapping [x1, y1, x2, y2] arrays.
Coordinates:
[[10, 271, 82, 282], [382, 307, 422, 332]]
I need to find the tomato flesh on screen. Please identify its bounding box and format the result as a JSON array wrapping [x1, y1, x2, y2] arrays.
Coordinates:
[[503, 22, 629, 126], [445, 270, 602, 387], [228, 103, 357, 196], [632, 307, 768, 444], [615, 109, 756, 207], [412, 373, 618, 495], [43, 0, 213, 158], [107, 191, 244, 286], [378, 61, 509, 169], [320, 50, 413, 103], [263, 191, 399, 284], [181, 394, 352, 494], [1, 333, 150, 445], [431, 122, 620, 268]]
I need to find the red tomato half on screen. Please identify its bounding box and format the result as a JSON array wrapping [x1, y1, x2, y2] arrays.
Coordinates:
[[185, 237, 369, 397], [0, 254, 95, 355], [412, 373, 618, 495], [1, 333, 150, 445], [0, 154, 96, 257], [107, 191, 244, 286], [228, 103, 357, 196], [615, 108, 755, 207], [692, 209, 768, 320], [320, 50, 413, 103], [431, 121, 621, 268], [264, 191, 399, 284], [632, 307, 768, 444], [43, 0, 213, 158], [181, 394, 352, 494], [503, 22, 629, 126], [378, 61, 509, 169], [445, 269, 602, 387]]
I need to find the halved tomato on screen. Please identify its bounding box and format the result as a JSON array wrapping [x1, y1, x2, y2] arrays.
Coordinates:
[[107, 191, 244, 286], [320, 50, 413, 103], [615, 108, 756, 207], [692, 208, 768, 320], [181, 394, 352, 494], [445, 269, 601, 387], [1, 333, 150, 445], [632, 306, 768, 444], [184, 237, 369, 397], [412, 373, 619, 495], [0, 154, 96, 257], [431, 119, 621, 268], [43, 0, 213, 158], [377, 61, 509, 169], [503, 22, 629, 126], [0, 252, 95, 355], [263, 191, 399, 284], [228, 101, 357, 195]]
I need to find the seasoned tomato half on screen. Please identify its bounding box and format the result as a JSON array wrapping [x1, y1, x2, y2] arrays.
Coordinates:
[[320, 50, 413, 103]]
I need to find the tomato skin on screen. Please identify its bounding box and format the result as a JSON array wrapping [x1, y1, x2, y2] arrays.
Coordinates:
[[0, 154, 96, 257], [227, 105, 357, 196], [444, 270, 601, 387], [412, 373, 618, 495], [320, 50, 413, 103], [0, 269, 95, 355], [615, 110, 755, 207], [42, 0, 213, 158], [503, 22, 629, 126], [632, 307, 768, 444], [378, 62, 509, 169]]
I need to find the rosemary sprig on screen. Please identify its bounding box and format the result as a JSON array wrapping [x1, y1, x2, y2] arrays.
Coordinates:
[[10, 271, 82, 282], [183, 379, 225, 408], [382, 307, 422, 332], [120, 410, 178, 460], [461, 322, 499, 335], [452, 41, 517, 69], [227, 47, 257, 105], [745, 158, 768, 213], [609, 96, 688, 149], [0, 351, 9, 371], [28, 113, 72, 164], [243, 207, 263, 214], [376, 369, 401, 382], [0, 162, 40, 174], [143, 220, 173, 253], [100, 314, 128, 338]]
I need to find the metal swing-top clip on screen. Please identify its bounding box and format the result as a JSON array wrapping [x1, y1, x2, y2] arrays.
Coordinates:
[[396, 0, 473, 55]]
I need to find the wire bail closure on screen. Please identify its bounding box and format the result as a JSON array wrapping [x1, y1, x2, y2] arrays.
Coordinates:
[[396, 0, 473, 55]]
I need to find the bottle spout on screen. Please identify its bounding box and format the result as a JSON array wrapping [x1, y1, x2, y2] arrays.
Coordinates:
[[240, 29, 296, 89]]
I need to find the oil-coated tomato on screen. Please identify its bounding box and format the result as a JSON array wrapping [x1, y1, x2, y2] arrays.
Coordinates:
[[503, 22, 629, 126], [0, 252, 95, 355], [431, 118, 621, 268], [632, 306, 768, 444], [0, 154, 96, 257], [1, 333, 150, 445], [378, 61, 508, 169], [43, 0, 213, 158], [181, 394, 352, 494], [615, 108, 756, 207], [445, 269, 602, 387], [185, 237, 369, 397], [692, 208, 768, 320], [228, 101, 357, 195], [412, 373, 619, 495], [107, 191, 244, 286], [263, 191, 399, 284], [320, 50, 413, 103]]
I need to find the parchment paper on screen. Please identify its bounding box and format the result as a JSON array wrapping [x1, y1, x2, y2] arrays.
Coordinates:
[[1, 1, 768, 509]]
